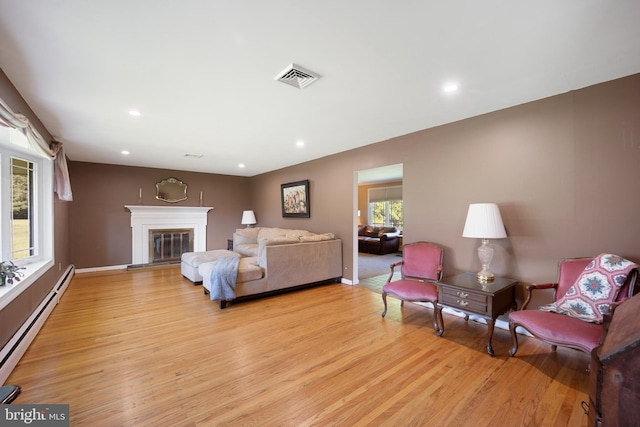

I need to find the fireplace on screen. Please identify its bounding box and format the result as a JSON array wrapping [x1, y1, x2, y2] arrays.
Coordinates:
[[125, 205, 213, 265], [149, 229, 194, 263]]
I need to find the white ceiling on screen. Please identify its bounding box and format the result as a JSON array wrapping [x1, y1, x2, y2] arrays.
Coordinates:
[[0, 1, 639, 178], [358, 164, 403, 185]]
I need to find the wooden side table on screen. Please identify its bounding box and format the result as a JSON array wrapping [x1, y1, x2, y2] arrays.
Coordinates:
[[435, 273, 518, 356]]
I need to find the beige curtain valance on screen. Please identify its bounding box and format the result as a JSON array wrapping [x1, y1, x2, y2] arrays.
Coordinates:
[[0, 97, 72, 201]]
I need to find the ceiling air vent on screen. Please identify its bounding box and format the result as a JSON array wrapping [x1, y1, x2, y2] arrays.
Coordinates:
[[275, 64, 320, 89]]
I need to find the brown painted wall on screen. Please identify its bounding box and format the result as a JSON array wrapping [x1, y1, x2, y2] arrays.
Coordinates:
[[68, 162, 252, 268], [251, 74, 640, 284], [0, 68, 71, 349]]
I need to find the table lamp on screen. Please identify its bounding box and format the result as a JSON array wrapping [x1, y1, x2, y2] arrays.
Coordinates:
[[241, 210, 257, 228], [462, 203, 507, 282]]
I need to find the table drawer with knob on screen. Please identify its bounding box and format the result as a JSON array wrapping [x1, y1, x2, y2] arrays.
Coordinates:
[[439, 287, 488, 315]]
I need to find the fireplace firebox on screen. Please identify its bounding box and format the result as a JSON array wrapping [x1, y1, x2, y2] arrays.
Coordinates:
[[149, 229, 194, 263]]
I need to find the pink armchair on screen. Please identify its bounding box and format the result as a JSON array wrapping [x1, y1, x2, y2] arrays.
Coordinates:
[[508, 257, 638, 356], [381, 241, 444, 333]]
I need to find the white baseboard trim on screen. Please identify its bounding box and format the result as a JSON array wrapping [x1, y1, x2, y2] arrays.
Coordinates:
[[0, 265, 75, 384], [414, 303, 519, 332], [75, 264, 128, 273]]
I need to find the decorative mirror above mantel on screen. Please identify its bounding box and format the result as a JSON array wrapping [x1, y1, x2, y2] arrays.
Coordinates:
[[156, 177, 188, 203]]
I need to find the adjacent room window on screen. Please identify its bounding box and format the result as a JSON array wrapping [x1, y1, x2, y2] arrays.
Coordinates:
[[368, 185, 403, 229]]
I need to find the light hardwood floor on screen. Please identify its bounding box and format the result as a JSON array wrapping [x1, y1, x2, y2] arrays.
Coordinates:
[[7, 266, 591, 426]]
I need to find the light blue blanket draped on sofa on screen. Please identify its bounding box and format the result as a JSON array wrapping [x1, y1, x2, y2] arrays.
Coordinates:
[[209, 256, 240, 301]]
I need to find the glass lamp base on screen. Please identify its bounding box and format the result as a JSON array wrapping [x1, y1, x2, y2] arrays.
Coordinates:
[[476, 239, 495, 283]]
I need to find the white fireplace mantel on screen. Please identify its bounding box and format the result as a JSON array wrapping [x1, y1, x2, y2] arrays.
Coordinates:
[[125, 205, 213, 264]]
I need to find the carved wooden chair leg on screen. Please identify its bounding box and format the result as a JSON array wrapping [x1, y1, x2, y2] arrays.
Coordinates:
[[381, 292, 388, 317], [433, 304, 444, 334], [435, 305, 445, 336], [508, 321, 519, 356]]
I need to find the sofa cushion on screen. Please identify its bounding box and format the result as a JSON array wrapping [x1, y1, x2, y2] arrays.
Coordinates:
[[235, 243, 258, 257], [539, 253, 638, 323], [181, 249, 241, 283], [234, 227, 261, 245], [364, 226, 378, 237], [299, 233, 335, 242], [363, 225, 398, 238], [257, 227, 286, 240], [509, 309, 603, 353], [199, 256, 263, 288], [284, 229, 312, 239], [237, 257, 263, 282], [378, 226, 398, 236], [259, 236, 300, 246], [181, 249, 240, 268]]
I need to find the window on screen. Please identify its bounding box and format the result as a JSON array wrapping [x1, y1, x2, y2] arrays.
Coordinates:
[[11, 157, 35, 260], [368, 186, 403, 229], [0, 126, 53, 308]]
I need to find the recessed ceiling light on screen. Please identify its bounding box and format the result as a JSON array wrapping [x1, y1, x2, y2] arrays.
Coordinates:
[[121, 150, 130, 155], [296, 141, 305, 147], [128, 110, 141, 116], [443, 83, 459, 93], [238, 163, 245, 168]]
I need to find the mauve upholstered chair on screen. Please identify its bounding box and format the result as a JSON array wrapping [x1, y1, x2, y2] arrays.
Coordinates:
[[508, 257, 638, 356], [381, 241, 444, 333]]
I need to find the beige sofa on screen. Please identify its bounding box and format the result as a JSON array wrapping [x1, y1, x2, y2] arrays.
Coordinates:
[[199, 227, 342, 308]]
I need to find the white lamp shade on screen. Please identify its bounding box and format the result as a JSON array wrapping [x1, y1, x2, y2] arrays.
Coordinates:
[[462, 203, 507, 239], [241, 210, 257, 225]]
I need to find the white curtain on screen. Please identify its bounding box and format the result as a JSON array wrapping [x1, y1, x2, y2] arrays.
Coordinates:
[[50, 141, 73, 201], [0, 96, 73, 201]]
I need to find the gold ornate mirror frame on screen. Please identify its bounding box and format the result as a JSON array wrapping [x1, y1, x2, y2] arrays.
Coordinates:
[[155, 177, 188, 203]]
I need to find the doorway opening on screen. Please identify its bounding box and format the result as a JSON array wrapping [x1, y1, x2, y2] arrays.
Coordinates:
[[354, 164, 403, 290]]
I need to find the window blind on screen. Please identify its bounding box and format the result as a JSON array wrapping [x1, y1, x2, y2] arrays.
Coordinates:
[[368, 186, 402, 203]]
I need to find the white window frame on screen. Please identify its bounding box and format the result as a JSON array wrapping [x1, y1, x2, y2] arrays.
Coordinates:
[[367, 185, 403, 229], [0, 126, 54, 310]]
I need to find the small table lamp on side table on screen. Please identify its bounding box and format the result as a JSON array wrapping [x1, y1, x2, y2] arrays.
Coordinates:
[[241, 210, 257, 228], [462, 203, 507, 283]]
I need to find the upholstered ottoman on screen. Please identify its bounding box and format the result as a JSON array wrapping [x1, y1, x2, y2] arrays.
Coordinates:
[[181, 250, 240, 283]]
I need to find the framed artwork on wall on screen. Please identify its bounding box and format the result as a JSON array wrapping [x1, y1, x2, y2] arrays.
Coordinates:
[[281, 180, 310, 218]]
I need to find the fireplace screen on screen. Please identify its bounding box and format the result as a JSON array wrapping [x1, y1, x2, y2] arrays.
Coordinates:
[[149, 229, 194, 263]]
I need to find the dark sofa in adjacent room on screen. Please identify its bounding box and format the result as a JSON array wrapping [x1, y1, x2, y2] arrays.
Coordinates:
[[357, 225, 401, 255]]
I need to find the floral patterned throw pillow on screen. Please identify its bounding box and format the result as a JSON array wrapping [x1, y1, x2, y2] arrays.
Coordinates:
[[539, 254, 638, 323]]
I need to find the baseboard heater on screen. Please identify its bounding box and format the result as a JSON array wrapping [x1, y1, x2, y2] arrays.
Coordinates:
[[0, 264, 75, 384]]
